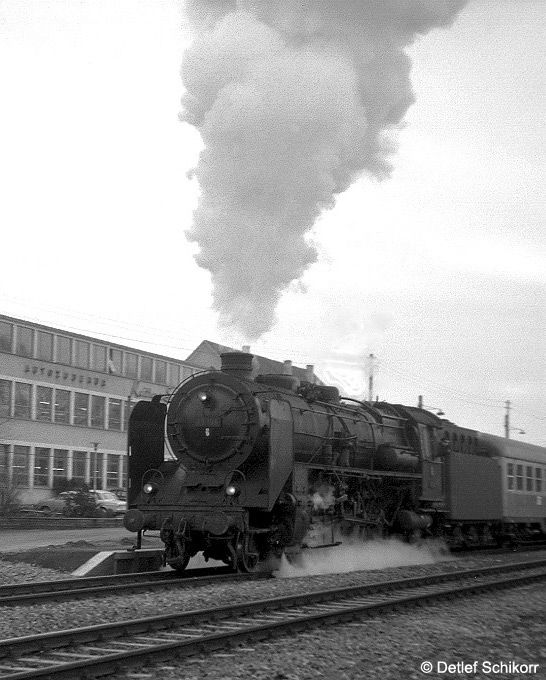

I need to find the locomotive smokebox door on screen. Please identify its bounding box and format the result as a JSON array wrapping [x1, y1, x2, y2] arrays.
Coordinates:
[[268, 399, 294, 509]]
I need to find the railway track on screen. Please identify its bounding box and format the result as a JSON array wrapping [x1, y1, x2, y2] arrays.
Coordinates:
[[0, 567, 270, 608], [0, 557, 545, 679]]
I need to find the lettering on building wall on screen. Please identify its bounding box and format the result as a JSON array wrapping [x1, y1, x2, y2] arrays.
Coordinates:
[[24, 365, 107, 387]]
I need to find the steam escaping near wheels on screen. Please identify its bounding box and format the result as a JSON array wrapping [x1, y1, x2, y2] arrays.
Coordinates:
[[273, 536, 451, 579], [181, 0, 468, 339]]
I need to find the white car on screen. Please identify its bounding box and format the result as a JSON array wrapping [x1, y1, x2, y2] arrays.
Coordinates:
[[37, 490, 126, 517], [89, 490, 126, 516]]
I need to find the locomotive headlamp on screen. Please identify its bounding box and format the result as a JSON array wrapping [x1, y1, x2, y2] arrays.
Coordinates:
[[198, 391, 210, 403], [225, 484, 239, 497], [143, 482, 158, 495]]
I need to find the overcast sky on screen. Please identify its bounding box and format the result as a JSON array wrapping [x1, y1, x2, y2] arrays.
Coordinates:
[[1, 0, 544, 444]]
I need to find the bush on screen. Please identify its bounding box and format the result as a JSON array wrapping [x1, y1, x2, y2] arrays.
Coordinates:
[[62, 489, 99, 518], [0, 481, 22, 517]]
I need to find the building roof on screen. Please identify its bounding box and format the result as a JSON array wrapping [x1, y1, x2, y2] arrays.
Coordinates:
[[186, 340, 323, 384]]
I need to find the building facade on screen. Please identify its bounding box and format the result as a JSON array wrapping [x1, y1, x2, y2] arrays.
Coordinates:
[[0, 314, 199, 506]]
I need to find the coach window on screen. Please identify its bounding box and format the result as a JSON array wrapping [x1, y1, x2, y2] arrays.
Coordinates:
[[526, 466, 533, 492], [56, 335, 72, 365], [155, 360, 167, 385], [34, 448, 50, 486], [506, 463, 514, 490], [16, 326, 33, 358], [0, 380, 12, 419], [36, 386, 53, 422], [54, 389, 70, 424], [125, 352, 138, 379], [72, 451, 86, 485], [12, 446, 30, 487], [74, 392, 89, 426], [36, 331, 53, 361], [0, 321, 13, 352], [14, 383, 32, 419], [92, 345, 107, 372], [91, 396, 106, 429], [74, 341, 90, 369], [516, 465, 524, 491], [53, 449, 67, 483], [536, 468, 543, 493]]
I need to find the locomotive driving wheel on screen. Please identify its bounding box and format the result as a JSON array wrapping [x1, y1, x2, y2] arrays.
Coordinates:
[[234, 531, 259, 572]]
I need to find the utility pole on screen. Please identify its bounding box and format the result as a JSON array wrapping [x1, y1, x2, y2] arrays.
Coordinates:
[[504, 400, 511, 439], [367, 353, 376, 402], [91, 442, 99, 490]]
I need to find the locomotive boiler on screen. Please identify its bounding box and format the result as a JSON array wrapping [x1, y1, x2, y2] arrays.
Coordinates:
[[124, 352, 546, 571]]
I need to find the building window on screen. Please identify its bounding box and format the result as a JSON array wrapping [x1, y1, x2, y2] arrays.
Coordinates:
[[90, 451, 103, 490], [36, 386, 53, 422], [72, 451, 86, 484], [108, 398, 122, 430], [74, 392, 89, 426], [516, 465, 524, 491], [0, 321, 13, 352], [125, 352, 138, 379], [56, 336, 72, 364], [168, 363, 180, 387], [181, 366, 194, 382], [536, 468, 543, 493], [74, 340, 90, 369], [0, 444, 9, 481], [0, 380, 11, 419], [14, 383, 32, 419], [36, 331, 53, 361], [53, 449, 67, 482], [140, 356, 153, 382], [92, 345, 107, 372], [123, 400, 134, 431], [54, 389, 70, 424], [106, 455, 119, 489], [155, 360, 167, 385], [16, 326, 33, 358], [108, 348, 122, 374], [34, 447, 50, 487], [91, 396, 105, 428], [506, 463, 514, 490], [526, 466, 533, 492], [12, 446, 29, 487]]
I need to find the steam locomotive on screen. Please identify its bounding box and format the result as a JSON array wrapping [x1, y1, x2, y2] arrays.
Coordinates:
[[124, 352, 546, 571]]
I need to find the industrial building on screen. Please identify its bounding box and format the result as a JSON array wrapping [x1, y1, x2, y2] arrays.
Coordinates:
[[0, 314, 199, 506]]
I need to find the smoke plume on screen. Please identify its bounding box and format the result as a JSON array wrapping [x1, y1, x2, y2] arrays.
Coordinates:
[[181, 0, 467, 339]]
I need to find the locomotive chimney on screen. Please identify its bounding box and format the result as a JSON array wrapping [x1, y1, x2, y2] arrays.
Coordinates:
[[220, 352, 254, 380], [306, 364, 315, 383], [283, 360, 293, 375], [241, 345, 251, 353]]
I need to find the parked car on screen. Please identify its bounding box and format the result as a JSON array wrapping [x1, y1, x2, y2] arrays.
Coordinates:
[[36, 490, 126, 517]]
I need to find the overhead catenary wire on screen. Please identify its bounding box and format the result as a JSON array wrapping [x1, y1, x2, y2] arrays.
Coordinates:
[[1, 296, 544, 423]]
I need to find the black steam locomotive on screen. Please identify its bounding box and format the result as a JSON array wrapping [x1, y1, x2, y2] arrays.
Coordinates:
[[124, 352, 546, 571]]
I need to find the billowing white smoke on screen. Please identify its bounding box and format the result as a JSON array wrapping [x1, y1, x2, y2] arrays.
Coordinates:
[[181, 0, 467, 339]]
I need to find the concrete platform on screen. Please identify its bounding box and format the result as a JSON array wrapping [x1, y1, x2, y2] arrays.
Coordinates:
[[72, 548, 164, 576]]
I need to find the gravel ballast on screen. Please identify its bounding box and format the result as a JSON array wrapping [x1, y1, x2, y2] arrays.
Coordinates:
[[0, 545, 544, 679]]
